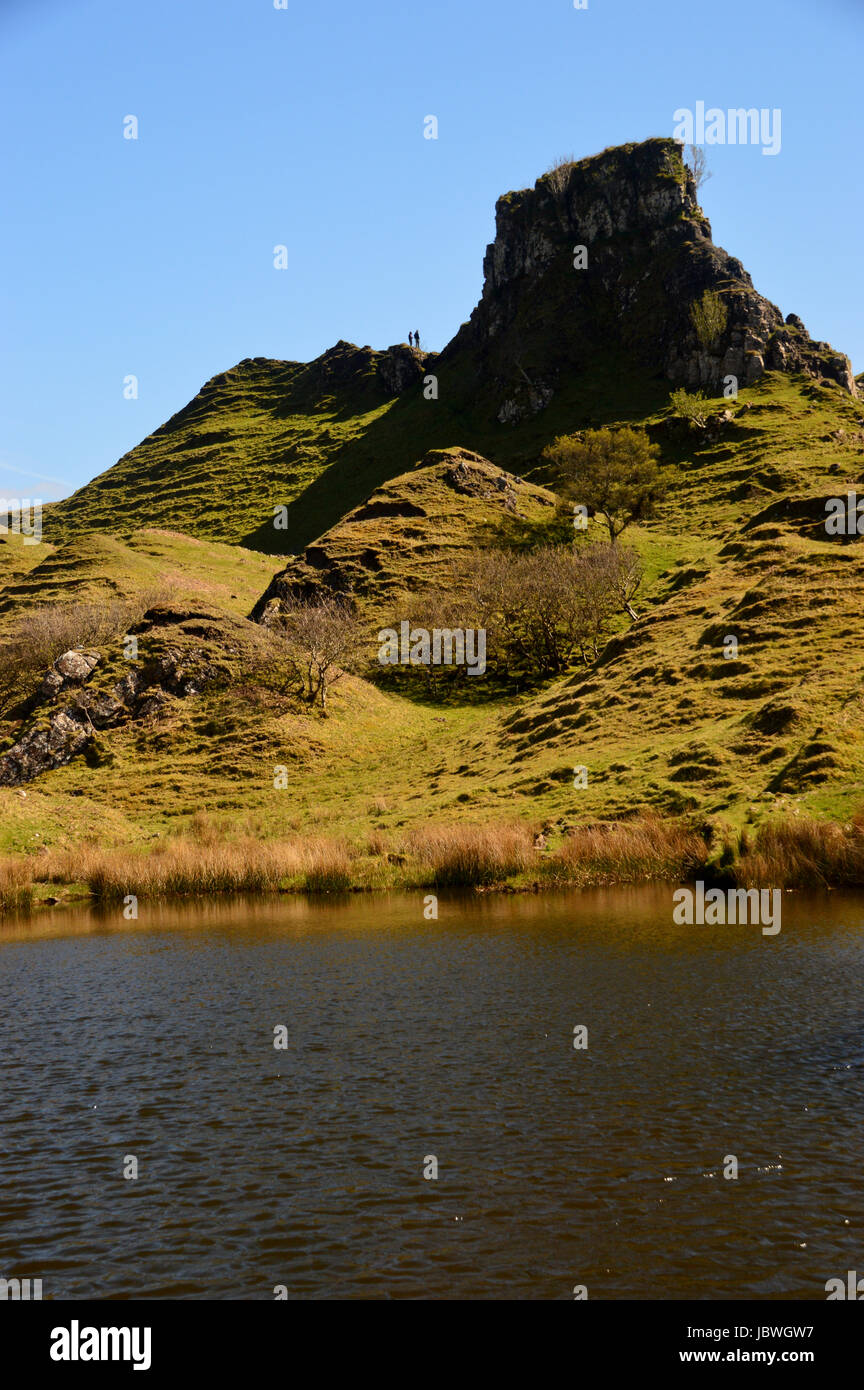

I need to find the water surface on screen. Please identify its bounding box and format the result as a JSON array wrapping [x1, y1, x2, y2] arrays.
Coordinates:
[[2, 887, 863, 1299]]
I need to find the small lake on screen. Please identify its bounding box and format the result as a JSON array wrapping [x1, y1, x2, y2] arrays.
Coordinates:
[[1, 887, 863, 1299]]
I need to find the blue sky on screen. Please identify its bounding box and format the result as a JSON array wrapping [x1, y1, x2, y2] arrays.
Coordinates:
[[1, 0, 861, 504]]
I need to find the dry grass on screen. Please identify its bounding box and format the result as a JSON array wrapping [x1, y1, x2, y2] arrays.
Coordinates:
[[407, 822, 535, 886], [0, 589, 172, 713], [300, 838, 354, 892], [546, 816, 709, 886], [44, 838, 305, 900], [734, 815, 864, 888], [0, 855, 33, 912], [37, 831, 360, 899], [366, 828, 389, 857], [11, 813, 864, 911]]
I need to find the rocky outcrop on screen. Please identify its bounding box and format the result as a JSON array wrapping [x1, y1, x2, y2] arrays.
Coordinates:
[[439, 137, 856, 406], [0, 607, 235, 786], [0, 709, 94, 786], [377, 344, 434, 394], [38, 649, 100, 701], [440, 452, 522, 512]]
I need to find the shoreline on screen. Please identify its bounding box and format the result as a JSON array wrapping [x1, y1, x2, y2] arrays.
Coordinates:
[[4, 811, 864, 914]]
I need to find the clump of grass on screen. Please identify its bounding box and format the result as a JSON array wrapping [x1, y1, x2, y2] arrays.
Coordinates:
[[56, 838, 305, 901], [301, 838, 353, 892], [546, 817, 709, 886], [734, 815, 864, 888], [0, 856, 33, 913], [408, 822, 535, 886], [188, 810, 222, 846]]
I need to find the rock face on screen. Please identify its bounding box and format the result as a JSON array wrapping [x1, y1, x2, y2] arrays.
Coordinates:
[[0, 709, 94, 786], [439, 137, 856, 408], [377, 343, 433, 394]]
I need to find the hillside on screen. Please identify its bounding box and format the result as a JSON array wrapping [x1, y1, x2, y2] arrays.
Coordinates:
[[43, 138, 855, 558], [2, 136, 863, 887], [0, 530, 281, 626], [251, 447, 560, 621]]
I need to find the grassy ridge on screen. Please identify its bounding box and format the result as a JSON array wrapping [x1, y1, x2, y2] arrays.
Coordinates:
[[3, 374, 864, 878]]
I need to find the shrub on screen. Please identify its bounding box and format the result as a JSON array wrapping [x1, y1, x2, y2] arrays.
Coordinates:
[[544, 154, 577, 195], [669, 387, 709, 427], [690, 289, 728, 351]]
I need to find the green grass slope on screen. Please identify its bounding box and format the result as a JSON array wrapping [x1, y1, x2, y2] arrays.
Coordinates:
[[251, 446, 561, 620], [0, 529, 282, 626]]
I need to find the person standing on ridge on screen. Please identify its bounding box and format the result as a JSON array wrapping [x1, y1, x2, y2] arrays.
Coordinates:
[[408, 331, 414, 346], [414, 330, 421, 349]]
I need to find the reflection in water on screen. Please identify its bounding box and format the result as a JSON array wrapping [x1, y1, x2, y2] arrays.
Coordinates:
[[1, 887, 863, 1299]]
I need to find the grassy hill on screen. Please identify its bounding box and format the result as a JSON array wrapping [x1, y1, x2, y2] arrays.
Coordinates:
[[5, 373, 864, 862], [251, 447, 562, 621], [41, 140, 854, 564], [0, 530, 281, 625], [3, 139, 863, 898]]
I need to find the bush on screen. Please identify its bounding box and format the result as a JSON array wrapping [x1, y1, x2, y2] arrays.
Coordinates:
[[690, 289, 728, 351], [544, 154, 577, 195], [380, 540, 643, 688], [0, 591, 169, 714], [669, 387, 709, 428]]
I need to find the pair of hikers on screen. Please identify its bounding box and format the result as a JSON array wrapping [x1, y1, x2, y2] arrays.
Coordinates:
[[408, 330, 421, 348]]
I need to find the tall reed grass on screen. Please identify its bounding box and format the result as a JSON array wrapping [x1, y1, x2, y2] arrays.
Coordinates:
[[407, 822, 535, 886], [546, 816, 709, 886], [734, 814, 864, 887], [0, 856, 33, 912], [40, 831, 358, 899], [10, 812, 864, 911]]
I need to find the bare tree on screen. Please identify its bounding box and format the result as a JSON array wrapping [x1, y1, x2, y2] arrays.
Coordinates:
[[544, 154, 577, 196], [594, 540, 643, 622], [279, 595, 360, 713], [685, 144, 711, 192], [462, 543, 642, 677]]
